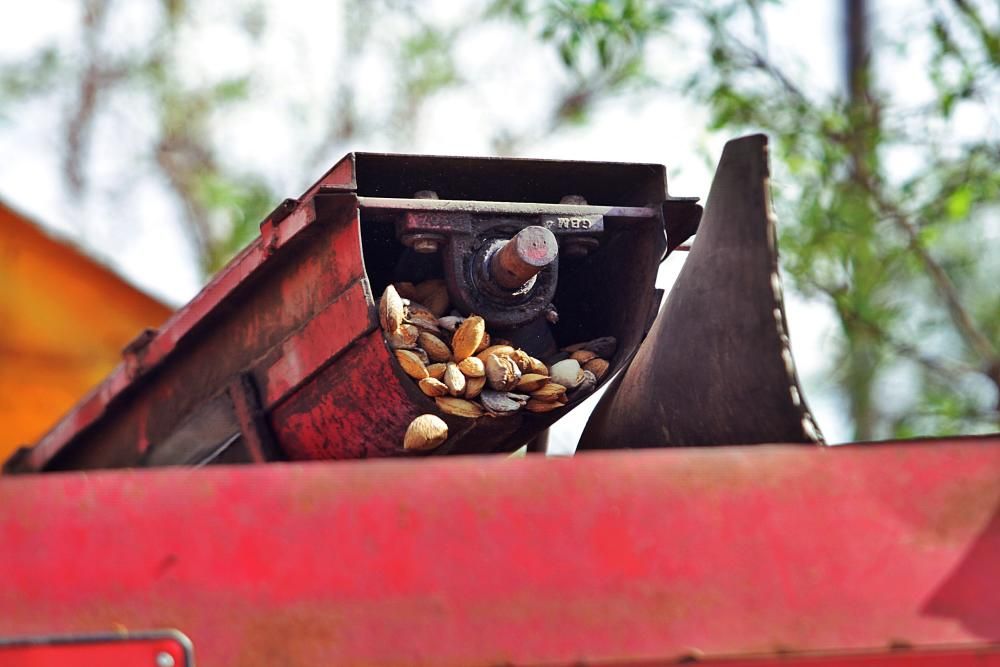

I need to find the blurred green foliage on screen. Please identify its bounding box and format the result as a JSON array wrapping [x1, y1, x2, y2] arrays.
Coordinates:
[[498, 0, 999, 439]]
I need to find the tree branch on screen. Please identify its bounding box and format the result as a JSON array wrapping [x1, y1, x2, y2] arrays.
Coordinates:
[[865, 182, 999, 366]]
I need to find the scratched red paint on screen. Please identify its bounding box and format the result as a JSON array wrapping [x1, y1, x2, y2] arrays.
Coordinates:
[[2, 440, 999, 666]]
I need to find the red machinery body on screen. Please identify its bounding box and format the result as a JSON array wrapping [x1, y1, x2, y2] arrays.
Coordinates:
[[2, 439, 999, 665], [3, 139, 998, 665]]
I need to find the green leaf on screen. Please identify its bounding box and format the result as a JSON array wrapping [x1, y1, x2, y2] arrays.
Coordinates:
[[945, 186, 972, 220]]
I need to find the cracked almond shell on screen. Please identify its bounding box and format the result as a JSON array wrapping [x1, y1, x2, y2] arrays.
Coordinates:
[[485, 353, 521, 391]]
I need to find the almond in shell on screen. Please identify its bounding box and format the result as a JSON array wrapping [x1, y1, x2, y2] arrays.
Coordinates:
[[474, 332, 491, 354], [421, 283, 450, 317], [457, 356, 485, 378], [531, 382, 567, 402], [564, 336, 617, 358], [403, 414, 448, 451], [476, 344, 515, 364], [418, 377, 449, 397], [379, 284, 405, 333], [526, 356, 549, 375], [485, 353, 521, 391], [451, 315, 485, 360], [569, 349, 597, 364], [443, 362, 467, 396], [385, 323, 419, 349], [510, 349, 533, 373], [516, 373, 550, 392], [418, 332, 452, 362], [395, 349, 429, 379], [435, 396, 484, 418], [464, 375, 486, 399], [583, 357, 609, 381], [426, 363, 448, 380], [525, 398, 564, 413]]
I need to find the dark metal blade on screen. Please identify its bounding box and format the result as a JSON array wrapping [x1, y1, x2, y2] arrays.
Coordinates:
[[579, 134, 824, 448]]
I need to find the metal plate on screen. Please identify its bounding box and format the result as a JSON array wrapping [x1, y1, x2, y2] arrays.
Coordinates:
[[0, 630, 193, 667]]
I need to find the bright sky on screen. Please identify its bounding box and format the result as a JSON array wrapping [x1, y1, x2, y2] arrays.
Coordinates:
[[0, 0, 859, 447]]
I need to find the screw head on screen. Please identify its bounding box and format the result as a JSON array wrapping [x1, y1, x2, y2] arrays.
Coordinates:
[[155, 652, 176, 667]]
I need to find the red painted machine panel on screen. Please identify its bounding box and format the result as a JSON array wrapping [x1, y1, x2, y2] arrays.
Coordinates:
[[2, 439, 998, 666]]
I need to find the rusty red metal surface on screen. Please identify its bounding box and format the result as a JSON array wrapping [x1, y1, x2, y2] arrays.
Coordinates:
[[2, 438, 999, 666]]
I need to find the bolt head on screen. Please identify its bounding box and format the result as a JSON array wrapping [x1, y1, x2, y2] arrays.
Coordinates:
[[155, 652, 176, 667]]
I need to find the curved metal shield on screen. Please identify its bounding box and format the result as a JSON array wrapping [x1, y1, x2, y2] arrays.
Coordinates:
[[580, 134, 824, 448]]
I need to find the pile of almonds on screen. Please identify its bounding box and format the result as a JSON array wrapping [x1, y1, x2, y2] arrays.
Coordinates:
[[381, 280, 615, 452]]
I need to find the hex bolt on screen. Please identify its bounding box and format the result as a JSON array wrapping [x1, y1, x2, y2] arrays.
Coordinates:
[[155, 652, 176, 667], [490, 225, 559, 291]]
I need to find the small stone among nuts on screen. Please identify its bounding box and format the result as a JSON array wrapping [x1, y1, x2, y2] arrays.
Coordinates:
[[403, 414, 449, 451], [549, 359, 582, 388], [480, 389, 524, 415]]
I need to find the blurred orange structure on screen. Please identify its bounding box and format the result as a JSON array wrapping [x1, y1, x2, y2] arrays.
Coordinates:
[[0, 200, 172, 459]]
